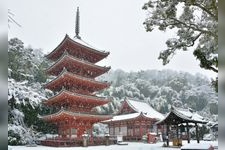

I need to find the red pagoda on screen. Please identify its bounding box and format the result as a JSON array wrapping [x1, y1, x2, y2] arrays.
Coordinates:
[[40, 7, 112, 146]]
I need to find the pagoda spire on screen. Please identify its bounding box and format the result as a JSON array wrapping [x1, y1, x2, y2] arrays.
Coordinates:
[[75, 7, 81, 39]]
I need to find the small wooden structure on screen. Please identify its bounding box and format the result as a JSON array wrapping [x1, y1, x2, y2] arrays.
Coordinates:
[[147, 132, 157, 143], [102, 98, 164, 141], [156, 106, 208, 147]]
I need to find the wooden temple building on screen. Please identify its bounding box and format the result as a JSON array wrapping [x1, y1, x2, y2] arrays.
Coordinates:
[[39, 7, 112, 146], [102, 98, 164, 141], [156, 106, 208, 147]]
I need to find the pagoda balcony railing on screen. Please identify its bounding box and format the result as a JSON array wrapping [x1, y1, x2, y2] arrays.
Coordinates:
[[47, 51, 110, 71], [40, 107, 102, 116], [49, 89, 109, 100], [46, 68, 110, 88]]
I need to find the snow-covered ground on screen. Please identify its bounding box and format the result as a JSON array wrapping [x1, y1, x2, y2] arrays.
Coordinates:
[[9, 140, 218, 150]]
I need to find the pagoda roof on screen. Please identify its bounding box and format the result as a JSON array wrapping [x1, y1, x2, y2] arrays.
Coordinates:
[[156, 106, 208, 125], [46, 51, 111, 77], [118, 98, 164, 120], [73, 37, 103, 52], [46, 34, 109, 62], [39, 109, 112, 122], [43, 89, 111, 106], [44, 68, 110, 92]]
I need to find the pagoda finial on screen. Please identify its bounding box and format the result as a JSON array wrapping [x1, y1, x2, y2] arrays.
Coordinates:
[[75, 7, 81, 39]]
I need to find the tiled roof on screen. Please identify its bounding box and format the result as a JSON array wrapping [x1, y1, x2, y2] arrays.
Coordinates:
[[126, 98, 164, 120]]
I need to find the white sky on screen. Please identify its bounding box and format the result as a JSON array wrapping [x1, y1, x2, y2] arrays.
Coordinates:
[[8, 0, 217, 79]]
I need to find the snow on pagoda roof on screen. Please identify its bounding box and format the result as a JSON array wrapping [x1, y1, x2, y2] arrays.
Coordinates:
[[47, 51, 110, 74], [125, 98, 164, 120], [44, 89, 111, 105], [45, 68, 110, 90], [46, 35, 109, 62], [73, 37, 105, 52]]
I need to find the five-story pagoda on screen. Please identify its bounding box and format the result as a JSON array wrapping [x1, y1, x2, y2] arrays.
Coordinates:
[[40, 7, 112, 146]]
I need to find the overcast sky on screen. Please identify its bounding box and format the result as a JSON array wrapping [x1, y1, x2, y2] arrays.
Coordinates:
[[8, 0, 217, 79]]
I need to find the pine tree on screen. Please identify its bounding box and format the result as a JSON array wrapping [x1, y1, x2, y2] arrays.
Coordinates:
[[142, 0, 218, 91]]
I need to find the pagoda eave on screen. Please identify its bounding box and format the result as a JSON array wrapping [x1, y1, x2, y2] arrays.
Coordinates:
[[46, 35, 68, 60], [46, 35, 109, 63], [39, 110, 112, 122], [46, 53, 110, 78], [44, 70, 110, 92], [43, 90, 111, 106]]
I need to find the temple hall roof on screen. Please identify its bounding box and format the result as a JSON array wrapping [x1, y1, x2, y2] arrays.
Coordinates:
[[125, 98, 164, 120], [102, 113, 140, 122], [103, 98, 165, 123]]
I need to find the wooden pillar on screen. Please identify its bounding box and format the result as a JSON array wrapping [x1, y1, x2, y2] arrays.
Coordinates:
[[108, 124, 111, 135], [156, 124, 158, 135], [113, 123, 115, 135], [90, 124, 94, 144], [56, 122, 59, 138], [69, 127, 71, 139], [176, 124, 179, 139], [119, 122, 121, 133], [166, 124, 169, 147], [69, 120, 72, 139], [127, 122, 129, 137], [139, 121, 142, 137], [195, 123, 199, 143], [186, 122, 190, 143]]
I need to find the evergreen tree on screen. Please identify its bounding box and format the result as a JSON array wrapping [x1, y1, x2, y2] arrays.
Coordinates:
[[142, 0, 218, 91]]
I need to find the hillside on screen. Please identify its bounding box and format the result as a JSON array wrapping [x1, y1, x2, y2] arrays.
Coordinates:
[[97, 69, 218, 121]]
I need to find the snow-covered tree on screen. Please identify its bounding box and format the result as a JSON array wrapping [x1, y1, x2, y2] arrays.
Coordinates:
[[8, 38, 48, 83], [142, 0, 218, 90]]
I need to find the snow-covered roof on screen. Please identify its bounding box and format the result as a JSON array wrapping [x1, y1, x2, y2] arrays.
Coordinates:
[[174, 107, 207, 123], [73, 37, 104, 52], [125, 98, 164, 120], [46, 51, 110, 77], [46, 34, 109, 62], [157, 106, 208, 125], [102, 113, 140, 122], [191, 113, 205, 122], [103, 98, 164, 123], [175, 108, 193, 118], [45, 68, 110, 90]]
